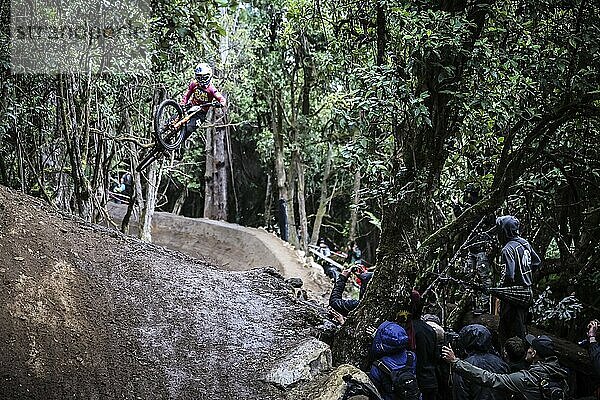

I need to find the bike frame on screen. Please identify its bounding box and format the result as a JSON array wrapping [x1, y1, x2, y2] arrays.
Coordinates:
[[136, 101, 218, 172]]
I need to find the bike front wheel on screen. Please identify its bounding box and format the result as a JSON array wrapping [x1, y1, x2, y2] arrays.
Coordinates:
[[154, 100, 184, 151]]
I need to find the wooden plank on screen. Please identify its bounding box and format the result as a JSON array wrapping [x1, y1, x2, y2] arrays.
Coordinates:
[[308, 246, 345, 270]]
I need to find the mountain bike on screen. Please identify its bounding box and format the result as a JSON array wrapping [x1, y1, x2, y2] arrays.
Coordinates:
[[136, 99, 222, 172]]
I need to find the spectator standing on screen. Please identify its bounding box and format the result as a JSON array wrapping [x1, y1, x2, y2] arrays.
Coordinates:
[[319, 238, 340, 281], [278, 199, 288, 241], [112, 172, 133, 204], [121, 172, 133, 200], [496, 215, 541, 346], [405, 290, 439, 400], [452, 324, 509, 400], [345, 240, 362, 265], [588, 320, 600, 375], [442, 334, 569, 400]]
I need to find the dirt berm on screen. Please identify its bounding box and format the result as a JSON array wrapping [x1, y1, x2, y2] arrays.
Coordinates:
[[0, 186, 333, 399], [107, 202, 330, 298]]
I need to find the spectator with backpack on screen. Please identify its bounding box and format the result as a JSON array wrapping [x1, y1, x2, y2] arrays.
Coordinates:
[[369, 321, 421, 400], [452, 324, 510, 400], [496, 215, 541, 347], [442, 333, 569, 400]]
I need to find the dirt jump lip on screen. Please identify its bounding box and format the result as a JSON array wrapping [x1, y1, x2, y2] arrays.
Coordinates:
[[0, 186, 330, 400]]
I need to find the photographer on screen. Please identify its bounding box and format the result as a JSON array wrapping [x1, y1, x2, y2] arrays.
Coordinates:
[[442, 334, 568, 400], [328, 267, 372, 318]]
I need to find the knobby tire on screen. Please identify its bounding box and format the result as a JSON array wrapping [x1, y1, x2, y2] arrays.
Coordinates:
[[154, 100, 184, 151]]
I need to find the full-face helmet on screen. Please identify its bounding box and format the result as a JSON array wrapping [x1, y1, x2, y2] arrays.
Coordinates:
[[194, 63, 213, 88]]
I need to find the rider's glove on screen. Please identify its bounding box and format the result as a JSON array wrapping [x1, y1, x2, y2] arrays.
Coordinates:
[[183, 103, 191, 111], [212, 101, 224, 108]]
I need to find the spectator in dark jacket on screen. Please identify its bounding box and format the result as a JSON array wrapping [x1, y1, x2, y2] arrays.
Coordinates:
[[442, 333, 568, 400], [452, 324, 509, 400], [503, 336, 529, 373], [588, 319, 600, 377], [328, 268, 372, 318], [496, 215, 541, 346], [405, 290, 439, 400], [369, 321, 417, 400]]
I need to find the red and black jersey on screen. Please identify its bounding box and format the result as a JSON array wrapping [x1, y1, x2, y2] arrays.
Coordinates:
[[180, 79, 226, 110]]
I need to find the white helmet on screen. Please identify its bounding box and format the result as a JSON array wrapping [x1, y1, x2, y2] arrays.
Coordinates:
[[194, 63, 212, 88]]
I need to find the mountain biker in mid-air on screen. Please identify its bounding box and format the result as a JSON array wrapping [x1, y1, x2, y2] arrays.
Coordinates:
[[180, 62, 227, 140]]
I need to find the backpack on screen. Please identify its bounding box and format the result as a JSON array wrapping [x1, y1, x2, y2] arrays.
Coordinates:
[[539, 376, 568, 400], [374, 352, 420, 400]]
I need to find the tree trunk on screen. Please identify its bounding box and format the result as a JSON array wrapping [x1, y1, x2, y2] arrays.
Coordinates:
[[310, 143, 333, 245], [139, 164, 160, 242], [16, 131, 25, 192], [59, 73, 93, 221], [294, 149, 308, 251], [172, 186, 187, 215], [213, 115, 228, 220], [264, 172, 273, 227], [332, 178, 429, 369], [272, 91, 292, 242], [138, 87, 165, 241], [285, 162, 299, 247], [204, 122, 215, 218], [375, 0, 387, 66], [203, 108, 228, 221], [348, 169, 361, 241]]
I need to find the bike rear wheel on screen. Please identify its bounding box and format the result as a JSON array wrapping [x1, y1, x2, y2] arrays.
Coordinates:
[[154, 100, 184, 151]]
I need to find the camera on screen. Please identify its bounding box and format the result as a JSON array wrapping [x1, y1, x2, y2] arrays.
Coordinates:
[[444, 331, 460, 347], [578, 319, 599, 347]]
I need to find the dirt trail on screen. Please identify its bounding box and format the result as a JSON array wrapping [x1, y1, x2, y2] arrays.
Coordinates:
[[0, 186, 329, 399], [107, 203, 330, 300]]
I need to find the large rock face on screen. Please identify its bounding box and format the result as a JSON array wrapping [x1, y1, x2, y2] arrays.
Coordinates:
[[262, 337, 332, 389], [0, 186, 330, 400], [287, 364, 379, 400]]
